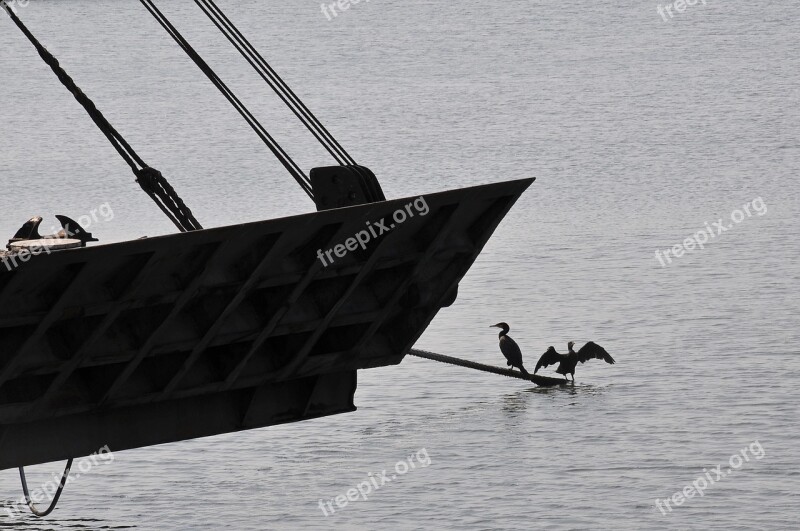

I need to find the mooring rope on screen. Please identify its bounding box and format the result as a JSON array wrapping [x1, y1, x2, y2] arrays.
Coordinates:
[[408, 349, 567, 387], [2, 4, 202, 233], [18, 458, 73, 518]]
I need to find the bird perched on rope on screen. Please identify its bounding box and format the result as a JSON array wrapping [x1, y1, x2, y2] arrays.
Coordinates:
[[490, 322, 531, 376], [534, 341, 615, 381]]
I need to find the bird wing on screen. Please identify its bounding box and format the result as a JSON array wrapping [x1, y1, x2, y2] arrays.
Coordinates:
[[576, 342, 615, 365], [56, 215, 99, 244], [12, 216, 43, 240], [534, 346, 564, 373], [499, 336, 523, 367]]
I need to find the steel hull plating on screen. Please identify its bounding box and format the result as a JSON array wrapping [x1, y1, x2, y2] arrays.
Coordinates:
[[0, 178, 534, 469]]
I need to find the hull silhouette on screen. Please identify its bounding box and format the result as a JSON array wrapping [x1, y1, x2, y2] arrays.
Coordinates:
[[0, 178, 533, 469]]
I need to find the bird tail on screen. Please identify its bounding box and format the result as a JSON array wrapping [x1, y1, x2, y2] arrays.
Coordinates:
[[518, 364, 531, 377]]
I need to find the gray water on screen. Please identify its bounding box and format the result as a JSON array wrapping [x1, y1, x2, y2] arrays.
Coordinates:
[[1, 0, 798, 529]]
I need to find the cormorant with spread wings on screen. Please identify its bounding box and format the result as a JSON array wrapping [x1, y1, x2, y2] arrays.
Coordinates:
[[534, 341, 615, 381]]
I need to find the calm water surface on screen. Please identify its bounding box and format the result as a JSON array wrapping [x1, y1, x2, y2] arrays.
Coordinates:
[[1, 1, 798, 529]]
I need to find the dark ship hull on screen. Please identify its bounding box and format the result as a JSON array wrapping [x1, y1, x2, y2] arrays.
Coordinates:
[[0, 178, 533, 469]]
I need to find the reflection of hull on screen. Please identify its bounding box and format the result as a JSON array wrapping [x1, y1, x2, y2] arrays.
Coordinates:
[[0, 178, 534, 469]]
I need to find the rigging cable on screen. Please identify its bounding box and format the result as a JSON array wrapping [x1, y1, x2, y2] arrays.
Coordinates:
[[1, 4, 202, 232], [193, 0, 385, 201], [139, 0, 314, 200], [193, 0, 354, 166]]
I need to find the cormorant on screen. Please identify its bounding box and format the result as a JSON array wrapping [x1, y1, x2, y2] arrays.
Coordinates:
[[490, 322, 530, 376], [8, 215, 97, 247], [54, 215, 99, 246], [534, 341, 615, 381], [10, 216, 43, 243]]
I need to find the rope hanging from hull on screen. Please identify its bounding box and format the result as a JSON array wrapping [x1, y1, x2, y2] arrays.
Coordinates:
[[18, 458, 74, 517], [1, 4, 202, 233]]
